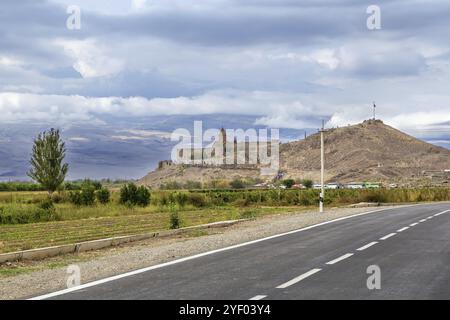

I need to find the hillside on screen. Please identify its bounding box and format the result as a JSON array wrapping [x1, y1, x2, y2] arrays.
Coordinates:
[[280, 119, 450, 184], [139, 119, 450, 187], [139, 163, 260, 189]]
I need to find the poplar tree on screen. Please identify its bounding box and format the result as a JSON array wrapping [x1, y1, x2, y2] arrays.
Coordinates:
[[28, 128, 69, 194]]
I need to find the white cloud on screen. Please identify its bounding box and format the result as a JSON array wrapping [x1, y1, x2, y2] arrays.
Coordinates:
[[111, 135, 147, 141], [131, 0, 147, 10], [1, 90, 448, 139], [118, 129, 172, 139], [56, 39, 124, 78], [0, 56, 22, 67], [69, 137, 90, 142]]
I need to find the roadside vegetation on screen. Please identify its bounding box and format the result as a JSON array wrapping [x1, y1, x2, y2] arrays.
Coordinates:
[[160, 178, 316, 190], [0, 184, 449, 254], [1, 183, 449, 226]]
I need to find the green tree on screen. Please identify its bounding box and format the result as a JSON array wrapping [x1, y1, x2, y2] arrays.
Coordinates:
[[27, 128, 68, 194], [302, 179, 313, 189], [282, 179, 295, 188]]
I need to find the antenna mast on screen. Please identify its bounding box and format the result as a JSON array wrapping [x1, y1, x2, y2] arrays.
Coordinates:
[[373, 102, 376, 120]]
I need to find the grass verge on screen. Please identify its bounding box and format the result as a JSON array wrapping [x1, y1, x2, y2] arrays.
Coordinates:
[[0, 206, 303, 254]]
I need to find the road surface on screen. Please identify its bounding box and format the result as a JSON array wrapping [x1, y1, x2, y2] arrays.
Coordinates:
[[32, 203, 450, 300]]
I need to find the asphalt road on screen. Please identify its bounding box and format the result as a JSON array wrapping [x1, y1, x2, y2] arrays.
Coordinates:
[[33, 203, 450, 300]]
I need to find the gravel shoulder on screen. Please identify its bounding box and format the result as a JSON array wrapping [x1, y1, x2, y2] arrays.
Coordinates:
[[0, 205, 404, 299]]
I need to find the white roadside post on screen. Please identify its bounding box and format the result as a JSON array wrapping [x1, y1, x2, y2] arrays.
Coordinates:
[[320, 121, 325, 213]]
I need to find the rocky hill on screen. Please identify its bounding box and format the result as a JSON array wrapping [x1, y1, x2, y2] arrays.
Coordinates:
[[139, 163, 260, 189], [139, 120, 450, 188], [280, 119, 450, 184]]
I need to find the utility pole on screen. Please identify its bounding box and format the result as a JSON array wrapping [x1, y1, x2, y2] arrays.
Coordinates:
[[320, 120, 325, 213]]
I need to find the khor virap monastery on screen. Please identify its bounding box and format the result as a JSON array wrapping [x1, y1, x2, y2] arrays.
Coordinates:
[[164, 128, 280, 174]]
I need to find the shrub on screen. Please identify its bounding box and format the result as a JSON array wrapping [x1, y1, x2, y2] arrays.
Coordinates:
[[240, 209, 257, 219], [119, 183, 151, 206], [302, 179, 314, 189], [206, 179, 230, 189], [0, 202, 60, 224], [187, 193, 207, 207], [69, 191, 83, 206], [156, 193, 169, 206], [174, 192, 188, 207], [160, 181, 182, 190], [281, 190, 298, 205], [120, 183, 138, 205], [95, 188, 110, 204], [184, 180, 202, 190], [39, 198, 54, 211], [50, 193, 64, 204], [233, 198, 250, 207], [136, 186, 151, 207], [282, 179, 295, 189], [64, 182, 81, 191], [169, 202, 181, 229], [362, 190, 387, 203], [230, 179, 245, 189], [69, 182, 96, 206], [34, 205, 60, 222], [170, 211, 180, 229], [91, 180, 103, 190], [80, 184, 96, 206]]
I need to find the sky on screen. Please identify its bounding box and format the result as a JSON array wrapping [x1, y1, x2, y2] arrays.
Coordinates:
[[0, 0, 449, 180]]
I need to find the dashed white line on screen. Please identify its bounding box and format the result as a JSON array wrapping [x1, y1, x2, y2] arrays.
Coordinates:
[[357, 242, 378, 251], [434, 209, 450, 217], [380, 233, 396, 240], [276, 268, 322, 289], [419, 219, 426, 223], [397, 226, 409, 232], [249, 295, 267, 300], [410, 222, 419, 227], [326, 253, 354, 265]]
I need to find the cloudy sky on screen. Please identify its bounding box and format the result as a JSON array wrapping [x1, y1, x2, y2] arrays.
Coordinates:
[[0, 0, 449, 180]]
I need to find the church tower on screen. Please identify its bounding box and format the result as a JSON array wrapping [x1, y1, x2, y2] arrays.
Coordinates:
[[220, 128, 227, 165]]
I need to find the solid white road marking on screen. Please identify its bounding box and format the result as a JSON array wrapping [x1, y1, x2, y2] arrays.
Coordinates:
[[326, 253, 354, 265], [410, 222, 419, 227], [397, 227, 409, 232], [276, 269, 322, 289], [380, 233, 396, 240], [357, 242, 378, 251], [31, 206, 416, 300], [249, 295, 267, 300]]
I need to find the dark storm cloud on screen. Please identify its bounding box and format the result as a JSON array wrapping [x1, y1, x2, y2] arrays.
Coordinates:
[[0, 0, 449, 180]]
